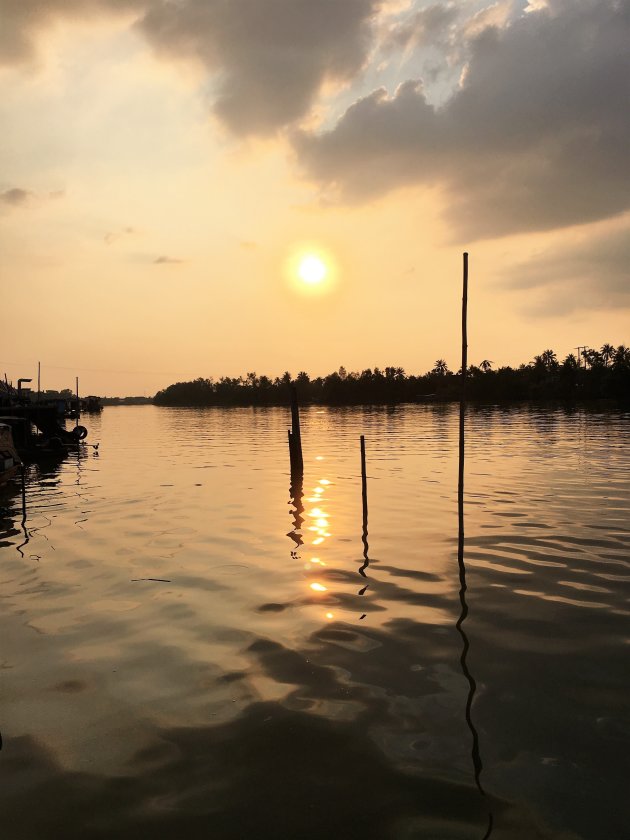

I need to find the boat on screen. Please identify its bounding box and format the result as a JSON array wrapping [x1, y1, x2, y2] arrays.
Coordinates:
[[0, 377, 90, 460], [0, 422, 22, 484], [81, 395, 103, 413]]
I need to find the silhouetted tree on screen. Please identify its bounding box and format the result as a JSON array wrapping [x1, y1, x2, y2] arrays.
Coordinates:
[[153, 344, 630, 407], [601, 344, 615, 367]]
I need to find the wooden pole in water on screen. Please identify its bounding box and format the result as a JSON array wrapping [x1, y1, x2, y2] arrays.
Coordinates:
[[458, 252, 468, 557], [37, 362, 41, 402], [290, 385, 303, 474], [461, 252, 468, 391], [360, 435, 368, 523]]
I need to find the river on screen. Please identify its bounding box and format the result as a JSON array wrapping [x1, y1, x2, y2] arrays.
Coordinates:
[[1, 404, 628, 839]]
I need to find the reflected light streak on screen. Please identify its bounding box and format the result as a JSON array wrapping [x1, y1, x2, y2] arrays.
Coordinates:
[[310, 582, 327, 592]]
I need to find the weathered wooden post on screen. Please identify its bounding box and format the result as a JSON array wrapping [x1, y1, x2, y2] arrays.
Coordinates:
[[289, 384, 303, 475]]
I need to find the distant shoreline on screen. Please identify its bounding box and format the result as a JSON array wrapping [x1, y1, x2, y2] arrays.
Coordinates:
[[152, 348, 630, 407], [143, 397, 628, 410]]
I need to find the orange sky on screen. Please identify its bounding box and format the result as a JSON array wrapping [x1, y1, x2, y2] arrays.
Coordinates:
[[1, 1, 628, 395]]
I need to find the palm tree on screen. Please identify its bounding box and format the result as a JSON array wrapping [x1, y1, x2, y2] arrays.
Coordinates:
[[613, 345, 630, 369], [432, 359, 449, 376], [479, 359, 493, 372], [600, 344, 615, 367], [583, 348, 603, 368], [296, 371, 310, 387], [541, 349, 558, 370], [562, 353, 578, 370]]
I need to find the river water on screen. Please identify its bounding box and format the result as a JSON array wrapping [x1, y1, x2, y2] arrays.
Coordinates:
[[0, 404, 628, 839]]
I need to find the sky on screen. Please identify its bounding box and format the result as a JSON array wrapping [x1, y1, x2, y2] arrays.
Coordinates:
[[1, 0, 628, 396]]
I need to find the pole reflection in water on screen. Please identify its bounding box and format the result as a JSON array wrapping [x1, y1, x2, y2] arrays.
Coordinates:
[[287, 463, 304, 551], [358, 435, 369, 619], [16, 464, 30, 557], [456, 399, 494, 838]]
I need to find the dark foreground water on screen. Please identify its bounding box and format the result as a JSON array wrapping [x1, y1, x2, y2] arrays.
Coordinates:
[[1, 404, 628, 839]]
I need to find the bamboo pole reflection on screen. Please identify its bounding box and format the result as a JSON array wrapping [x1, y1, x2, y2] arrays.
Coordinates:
[[359, 435, 369, 578], [16, 465, 30, 558], [287, 466, 304, 551], [358, 435, 370, 620]]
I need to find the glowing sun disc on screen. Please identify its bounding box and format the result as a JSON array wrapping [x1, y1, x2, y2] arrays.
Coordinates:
[[298, 255, 327, 285]]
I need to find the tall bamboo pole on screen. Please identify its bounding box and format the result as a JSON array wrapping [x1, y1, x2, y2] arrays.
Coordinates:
[[458, 251, 468, 534]]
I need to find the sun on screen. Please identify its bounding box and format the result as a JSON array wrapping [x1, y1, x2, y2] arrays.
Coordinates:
[[298, 254, 327, 285], [285, 244, 338, 296]]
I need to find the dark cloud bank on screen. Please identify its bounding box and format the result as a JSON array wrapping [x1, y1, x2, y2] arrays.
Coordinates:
[[137, 0, 377, 135], [296, 0, 630, 240]]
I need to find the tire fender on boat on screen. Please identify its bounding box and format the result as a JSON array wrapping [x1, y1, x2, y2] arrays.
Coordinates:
[[72, 425, 88, 441]]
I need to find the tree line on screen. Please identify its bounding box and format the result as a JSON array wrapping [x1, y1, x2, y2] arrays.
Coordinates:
[[153, 344, 630, 407]]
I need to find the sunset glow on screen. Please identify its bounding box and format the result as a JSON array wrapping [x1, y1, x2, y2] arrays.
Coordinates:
[[0, 2, 625, 395]]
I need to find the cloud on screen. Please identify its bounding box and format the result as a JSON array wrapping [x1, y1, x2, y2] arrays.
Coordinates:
[[0, 1, 144, 66], [154, 255, 184, 264], [137, 0, 378, 135], [0, 187, 33, 206], [295, 0, 630, 239], [506, 222, 630, 314], [105, 226, 136, 245], [1, 0, 378, 135]]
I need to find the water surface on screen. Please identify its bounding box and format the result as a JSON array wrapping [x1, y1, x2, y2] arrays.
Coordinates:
[[1, 405, 628, 839]]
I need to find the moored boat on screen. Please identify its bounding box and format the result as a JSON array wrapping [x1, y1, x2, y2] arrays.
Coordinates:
[[81, 395, 103, 413], [0, 423, 22, 484]]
